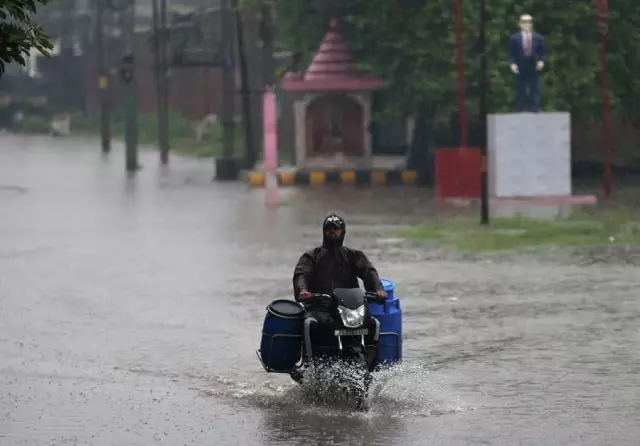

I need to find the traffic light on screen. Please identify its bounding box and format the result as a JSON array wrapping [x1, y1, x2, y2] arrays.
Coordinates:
[[120, 53, 134, 84]]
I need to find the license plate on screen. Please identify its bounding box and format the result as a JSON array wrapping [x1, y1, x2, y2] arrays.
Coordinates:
[[334, 328, 368, 336]]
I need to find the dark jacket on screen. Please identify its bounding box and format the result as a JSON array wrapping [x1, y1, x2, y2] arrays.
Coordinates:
[[508, 31, 547, 69], [292, 245, 383, 299]]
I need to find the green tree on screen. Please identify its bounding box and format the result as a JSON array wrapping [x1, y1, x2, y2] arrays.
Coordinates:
[[274, 0, 640, 126], [0, 0, 53, 75], [347, 0, 609, 121]]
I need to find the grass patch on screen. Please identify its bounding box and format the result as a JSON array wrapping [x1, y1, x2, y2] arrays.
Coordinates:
[[15, 110, 296, 164], [70, 111, 245, 158], [13, 110, 242, 158], [397, 208, 640, 252]]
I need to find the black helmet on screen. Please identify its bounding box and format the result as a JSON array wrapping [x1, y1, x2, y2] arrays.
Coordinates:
[[323, 214, 346, 231], [322, 214, 346, 247]]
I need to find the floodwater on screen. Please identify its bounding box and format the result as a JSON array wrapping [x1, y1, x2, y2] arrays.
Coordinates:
[[1, 135, 639, 445]]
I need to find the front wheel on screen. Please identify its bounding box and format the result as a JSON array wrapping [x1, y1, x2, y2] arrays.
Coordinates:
[[342, 349, 371, 411], [353, 368, 373, 411]]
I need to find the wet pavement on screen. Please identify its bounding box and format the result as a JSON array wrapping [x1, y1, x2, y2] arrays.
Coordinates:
[[1, 135, 639, 445]]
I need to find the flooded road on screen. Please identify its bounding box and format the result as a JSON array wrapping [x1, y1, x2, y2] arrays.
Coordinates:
[[1, 135, 639, 445]]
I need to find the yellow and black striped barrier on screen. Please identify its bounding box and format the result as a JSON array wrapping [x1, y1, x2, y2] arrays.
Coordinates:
[[247, 169, 422, 187]]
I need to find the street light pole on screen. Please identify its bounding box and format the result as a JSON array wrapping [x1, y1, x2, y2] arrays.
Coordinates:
[[478, 0, 489, 224]]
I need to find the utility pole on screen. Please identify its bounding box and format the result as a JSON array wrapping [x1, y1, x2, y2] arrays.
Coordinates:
[[59, 0, 76, 112], [235, 6, 256, 170], [259, 0, 275, 88], [96, 0, 111, 153], [152, 0, 170, 165], [214, 0, 242, 180], [121, 1, 138, 172], [159, 0, 169, 165], [478, 0, 489, 224], [221, 0, 236, 161], [452, 0, 467, 148], [596, 0, 612, 197]]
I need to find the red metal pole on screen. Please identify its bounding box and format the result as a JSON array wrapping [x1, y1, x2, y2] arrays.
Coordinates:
[[597, 0, 612, 197], [601, 36, 612, 197], [453, 0, 467, 148]]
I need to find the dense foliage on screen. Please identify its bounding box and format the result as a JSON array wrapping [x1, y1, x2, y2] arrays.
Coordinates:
[[0, 0, 53, 75], [274, 0, 640, 127]]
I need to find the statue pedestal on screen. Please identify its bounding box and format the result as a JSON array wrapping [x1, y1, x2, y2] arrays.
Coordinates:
[[488, 112, 571, 198]]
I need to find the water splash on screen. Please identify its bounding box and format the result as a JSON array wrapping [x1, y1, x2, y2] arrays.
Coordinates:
[[296, 360, 370, 411], [369, 362, 468, 416], [203, 362, 471, 418]]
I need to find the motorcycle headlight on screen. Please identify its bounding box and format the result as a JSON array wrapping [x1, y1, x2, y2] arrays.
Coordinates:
[[337, 305, 365, 328]]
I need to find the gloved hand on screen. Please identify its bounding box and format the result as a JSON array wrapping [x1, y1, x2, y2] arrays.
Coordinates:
[[376, 289, 388, 302]]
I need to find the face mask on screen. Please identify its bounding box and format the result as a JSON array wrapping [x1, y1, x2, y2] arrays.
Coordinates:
[[322, 215, 346, 247], [323, 228, 345, 248]]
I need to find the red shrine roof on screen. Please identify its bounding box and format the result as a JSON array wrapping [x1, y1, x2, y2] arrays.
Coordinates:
[[281, 18, 383, 92]]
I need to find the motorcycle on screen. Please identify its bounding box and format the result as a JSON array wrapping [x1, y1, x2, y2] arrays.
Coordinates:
[[289, 288, 385, 411]]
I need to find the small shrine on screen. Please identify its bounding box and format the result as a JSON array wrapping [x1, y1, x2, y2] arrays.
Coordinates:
[[280, 18, 383, 169]]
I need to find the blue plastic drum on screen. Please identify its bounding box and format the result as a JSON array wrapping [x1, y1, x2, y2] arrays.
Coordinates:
[[368, 279, 402, 366], [259, 299, 304, 372]]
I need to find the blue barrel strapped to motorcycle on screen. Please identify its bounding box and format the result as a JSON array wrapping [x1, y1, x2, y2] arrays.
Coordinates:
[[258, 299, 305, 372], [256, 279, 402, 376]]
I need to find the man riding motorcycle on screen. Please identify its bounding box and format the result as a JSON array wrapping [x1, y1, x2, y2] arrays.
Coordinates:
[[292, 214, 388, 372]]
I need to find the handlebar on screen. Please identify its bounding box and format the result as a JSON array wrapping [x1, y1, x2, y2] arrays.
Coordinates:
[[365, 292, 388, 304], [303, 292, 386, 303], [309, 293, 331, 299]]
